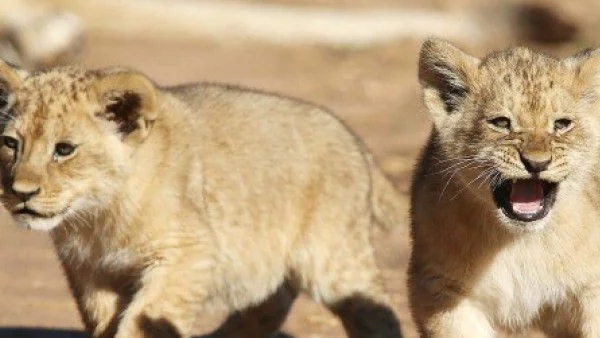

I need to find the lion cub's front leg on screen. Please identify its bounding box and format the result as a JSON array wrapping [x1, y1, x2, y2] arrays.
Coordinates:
[[75, 284, 124, 338], [410, 278, 495, 338], [417, 301, 495, 338], [62, 265, 125, 338], [114, 263, 210, 338]]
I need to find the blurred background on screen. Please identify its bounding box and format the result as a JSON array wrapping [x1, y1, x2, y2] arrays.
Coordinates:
[[0, 0, 594, 337]]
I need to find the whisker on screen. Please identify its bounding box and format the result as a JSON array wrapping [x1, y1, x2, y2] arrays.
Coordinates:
[[429, 159, 487, 176], [437, 161, 492, 201], [431, 159, 479, 177], [447, 168, 494, 202]]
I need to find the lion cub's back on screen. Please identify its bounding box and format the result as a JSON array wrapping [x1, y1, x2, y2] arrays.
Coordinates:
[[171, 83, 372, 228], [173, 82, 367, 172]]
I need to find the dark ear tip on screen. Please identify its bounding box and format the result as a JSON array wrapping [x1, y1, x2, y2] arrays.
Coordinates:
[[419, 38, 449, 83], [563, 46, 600, 73], [420, 38, 437, 61], [419, 38, 458, 75], [421, 38, 454, 56]]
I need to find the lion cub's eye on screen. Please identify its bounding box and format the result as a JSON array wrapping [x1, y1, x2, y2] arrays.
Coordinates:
[[488, 117, 511, 130], [54, 142, 76, 157], [2, 136, 18, 150], [554, 118, 573, 133]]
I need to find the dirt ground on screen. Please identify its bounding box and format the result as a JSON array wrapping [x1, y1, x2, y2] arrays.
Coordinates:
[[0, 0, 597, 337]]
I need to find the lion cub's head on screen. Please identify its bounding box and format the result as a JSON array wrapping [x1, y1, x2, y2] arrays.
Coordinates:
[[419, 39, 600, 231], [0, 62, 158, 231]]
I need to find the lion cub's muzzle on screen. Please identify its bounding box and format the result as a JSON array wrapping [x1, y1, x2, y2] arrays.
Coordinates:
[[1, 177, 57, 220]]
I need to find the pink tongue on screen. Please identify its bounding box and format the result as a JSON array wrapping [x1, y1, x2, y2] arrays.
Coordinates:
[[510, 180, 544, 215]]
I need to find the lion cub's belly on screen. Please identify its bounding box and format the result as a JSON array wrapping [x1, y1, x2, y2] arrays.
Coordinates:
[[470, 244, 568, 331]]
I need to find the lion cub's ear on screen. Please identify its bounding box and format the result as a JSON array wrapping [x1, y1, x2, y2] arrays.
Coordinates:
[[563, 48, 600, 102], [0, 59, 26, 112], [93, 70, 158, 143], [418, 38, 479, 127]]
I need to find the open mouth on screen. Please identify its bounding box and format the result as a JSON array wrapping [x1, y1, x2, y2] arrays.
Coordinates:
[[492, 178, 559, 222]]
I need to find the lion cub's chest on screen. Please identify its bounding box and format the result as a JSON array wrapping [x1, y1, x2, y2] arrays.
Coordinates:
[[55, 233, 142, 277], [470, 240, 568, 331]]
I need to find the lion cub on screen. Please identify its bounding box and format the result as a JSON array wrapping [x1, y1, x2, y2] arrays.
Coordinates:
[[0, 61, 403, 338], [410, 38, 600, 337]]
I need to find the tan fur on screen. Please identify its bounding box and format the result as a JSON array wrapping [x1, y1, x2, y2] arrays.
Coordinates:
[[0, 62, 404, 338], [410, 38, 600, 337]]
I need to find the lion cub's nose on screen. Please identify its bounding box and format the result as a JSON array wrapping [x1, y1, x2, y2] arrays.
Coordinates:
[[520, 153, 551, 173], [11, 181, 41, 202]]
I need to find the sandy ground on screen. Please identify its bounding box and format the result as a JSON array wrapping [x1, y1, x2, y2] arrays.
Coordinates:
[[0, 0, 597, 337]]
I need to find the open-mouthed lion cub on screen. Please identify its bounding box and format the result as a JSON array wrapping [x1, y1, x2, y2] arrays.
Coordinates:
[[0, 60, 404, 338], [410, 38, 600, 337]]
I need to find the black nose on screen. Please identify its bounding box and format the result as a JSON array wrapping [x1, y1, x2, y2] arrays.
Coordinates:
[[12, 187, 41, 202], [520, 154, 551, 173]]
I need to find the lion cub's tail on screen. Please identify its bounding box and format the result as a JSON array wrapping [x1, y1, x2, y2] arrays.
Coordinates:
[[369, 158, 406, 231]]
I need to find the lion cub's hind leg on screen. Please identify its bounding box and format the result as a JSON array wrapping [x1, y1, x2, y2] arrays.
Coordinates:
[[328, 294, 402, 338], [295, 215, 403, 338]]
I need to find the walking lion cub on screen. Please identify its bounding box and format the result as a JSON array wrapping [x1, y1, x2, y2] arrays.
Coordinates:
[[0, 60, 403, 338], [410, 38, 600, 337]]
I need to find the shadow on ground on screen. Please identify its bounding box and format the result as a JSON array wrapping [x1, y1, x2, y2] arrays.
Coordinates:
[[0, 329, 84, 338], [0, 328, 295, 338]]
